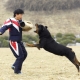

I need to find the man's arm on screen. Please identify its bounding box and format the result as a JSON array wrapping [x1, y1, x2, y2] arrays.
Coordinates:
[[0, 25, 11, 34], [0, 19, 12, 34]]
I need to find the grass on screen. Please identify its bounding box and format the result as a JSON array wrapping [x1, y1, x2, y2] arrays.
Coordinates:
[[0, 47, 80, 80]]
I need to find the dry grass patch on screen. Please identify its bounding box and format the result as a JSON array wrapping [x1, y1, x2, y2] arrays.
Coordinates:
[[0, 47, 80, 80]]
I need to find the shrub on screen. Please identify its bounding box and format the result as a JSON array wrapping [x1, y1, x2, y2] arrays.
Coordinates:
[[56, 33, 63, 38], [0, 36, 9, 47], [64, 33, 75, 38], [56, 33, 76, 46], [59, 39, 72, 46], [76, 38, 80, 43], [2, 40, 9, 47], [56, 38, 62, 42], [59, 33, 76, 40], [22, 35, 38, 43]]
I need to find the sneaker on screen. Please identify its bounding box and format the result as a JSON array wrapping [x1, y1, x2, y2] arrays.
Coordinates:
[[11, 66, 15, 70], [14, 71, 21, 74]]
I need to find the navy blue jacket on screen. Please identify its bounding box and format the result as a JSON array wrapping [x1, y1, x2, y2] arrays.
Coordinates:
[[0, 18, 22, 41]]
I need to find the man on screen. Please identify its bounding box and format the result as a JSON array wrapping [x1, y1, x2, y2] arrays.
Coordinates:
[[0, 9, 27, 74]]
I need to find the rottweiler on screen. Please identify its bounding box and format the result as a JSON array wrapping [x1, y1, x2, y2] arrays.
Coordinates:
[[26, 24, 80, 72]]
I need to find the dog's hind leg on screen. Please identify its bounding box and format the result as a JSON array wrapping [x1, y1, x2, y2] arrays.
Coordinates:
[[73, 56, 80, 72], [65, 50, 80, 72]]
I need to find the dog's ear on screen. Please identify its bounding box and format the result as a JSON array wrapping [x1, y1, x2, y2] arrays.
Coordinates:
[[45, 26, 48, 29]]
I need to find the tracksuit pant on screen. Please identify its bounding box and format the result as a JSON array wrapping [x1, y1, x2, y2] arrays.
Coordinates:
[[9, 41, 27, 73]]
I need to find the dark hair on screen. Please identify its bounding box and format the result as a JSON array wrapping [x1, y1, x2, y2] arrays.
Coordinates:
[[13, 9, 24, 17]]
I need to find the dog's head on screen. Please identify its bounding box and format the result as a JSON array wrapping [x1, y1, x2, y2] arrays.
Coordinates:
[[34, 23, 47, 34], [34, 23, 51, 38]]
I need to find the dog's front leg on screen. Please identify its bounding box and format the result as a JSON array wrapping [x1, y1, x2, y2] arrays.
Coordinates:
[[26, 43, 36, 47], [26, 43, 40, 50]]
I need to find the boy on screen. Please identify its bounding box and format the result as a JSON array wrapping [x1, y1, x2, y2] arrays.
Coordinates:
[[0, 9, 27, 74]]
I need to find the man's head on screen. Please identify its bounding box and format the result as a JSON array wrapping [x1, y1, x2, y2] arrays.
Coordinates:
[[13, 9, 24, 20]]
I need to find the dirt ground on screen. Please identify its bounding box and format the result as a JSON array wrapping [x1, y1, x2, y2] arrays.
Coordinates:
[[0, 46, 80, 80]]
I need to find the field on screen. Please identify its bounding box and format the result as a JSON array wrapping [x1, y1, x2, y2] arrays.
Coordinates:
[[0, 47, 80, 80]]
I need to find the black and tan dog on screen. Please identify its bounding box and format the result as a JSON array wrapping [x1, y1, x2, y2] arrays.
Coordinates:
[[26, 24, 80, 72]]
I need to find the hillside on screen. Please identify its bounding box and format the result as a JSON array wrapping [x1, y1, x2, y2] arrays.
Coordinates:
[[6, 0, 80, 11], [0, 0, 80, 35]]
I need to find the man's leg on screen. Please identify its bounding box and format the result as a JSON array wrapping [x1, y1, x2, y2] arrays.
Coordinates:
[[20, 42, 27, 61], [9, 41, 18, 70], [9, 41, 26, 74]]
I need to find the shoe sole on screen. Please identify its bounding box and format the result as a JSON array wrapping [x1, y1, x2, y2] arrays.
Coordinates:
[[11, 66, 15, 70], [14, 71, 21, 74]]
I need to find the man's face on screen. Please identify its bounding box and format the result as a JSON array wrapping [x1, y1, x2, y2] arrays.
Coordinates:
[[16, 14, 23, 20]]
